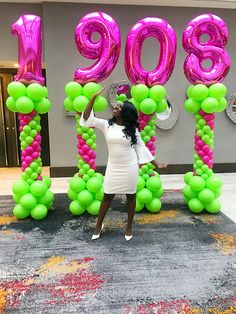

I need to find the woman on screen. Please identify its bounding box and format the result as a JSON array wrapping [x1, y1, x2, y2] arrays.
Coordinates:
[[81, 88, 166, 241]]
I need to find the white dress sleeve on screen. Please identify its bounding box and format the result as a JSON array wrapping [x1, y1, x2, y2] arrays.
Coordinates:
[[80, 110, 108, 132], [134, 130, 155, 164]]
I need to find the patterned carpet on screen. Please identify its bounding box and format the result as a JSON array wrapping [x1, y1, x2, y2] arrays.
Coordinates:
[[0, 192, 235, 313]]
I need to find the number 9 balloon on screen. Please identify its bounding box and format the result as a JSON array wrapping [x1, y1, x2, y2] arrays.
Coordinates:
[[74, 11, 121, 84], [182, 14, 231, 85]]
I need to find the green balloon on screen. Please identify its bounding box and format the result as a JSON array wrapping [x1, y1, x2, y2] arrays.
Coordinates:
[[186, 85, 194, 98], [65, 82, 83, 99], [16, 96, 34, 114], [42, 86, 48, 98], [69, 200, 86, 215], [140, 98, 156, 115], [146, 198, 161, 213], [216, 98, 227, 112], [7, 81, 26, 100], [30, 172, 38, 180], [78, 190, 93, 206], [143, 174, 149, 181], [188, 198, 204, 213], [30, 129, 37, 138], [86, 177, 102, 193], [95, 189, 104, 201], [191, 84, 209, 101], [39, 190, 54, 205], [35, 98, 51, 114], [42, 176, 51, 189], [153, 186, 164, 198], [87, 200, 101, 215], [30, 181, 48, 197], [206, 175, 223, 191], [29, 120, 38, 129], [83, 174, 90, 182], [205, 199, 221, 213], [149, 85, 166, 102], [13, 193, 21, 203], [184, 98, 201, 113], [131, 84, 149, 102], [73, 95, 89, 112], [156, 99, 168, 113], [130, 98, 140, 111], [87, 169, 95, 177], [208, 83, 227, 99], [13, 204, 30, 219], [189, 176, 205, 192], [83, 82, 101, 99], [146, 176, 161, 192], [25, 136, 34, 144], [201, 97, 219, 113], [26, 83, 45, 101], [69, 177, 86, 193], [12, 180, 30, 196], [143, 135, 151, 143], [31, 204, 48, 220], [68, 188, 78, 201], [137, 188, 152, 204], [95, 173, 104, 182], [83, 164, 90, 171], [137, 176, 145, 191], [20, 193, 37, 210], [6, 97, 17, 112], [182, 185, 196, 199], [119, 94, 127, 102], [135, 199, 144, 212], [198, 188, 215, 204], [64, 97, 74, 112], [214, 189, 221, 198], [93, 96, 108, 112]]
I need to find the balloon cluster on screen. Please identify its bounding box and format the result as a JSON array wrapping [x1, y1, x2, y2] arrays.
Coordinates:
[[183, 83, 227, 213], [136, 163, 163, 213], [183, 172, 223, 214], [64, 81, 107, 216], [130, 84, 167, 115], [68, 173, 104, 216], [64, 81, 107, 113], [6, 81, 53, 220], [184, 83, 227, 114], [128, 83, 167, 212]]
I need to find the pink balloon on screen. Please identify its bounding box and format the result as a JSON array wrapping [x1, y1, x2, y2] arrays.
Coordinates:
[[32, 152, 39, 159], [183, 14, 231, 85], [82, 144, 89, 153], [83, 155, 90, 163], [26, 146, 33, 155], [125, 17, 177, 86], [74, 12, 121, 83], [11, 15, 44, 85], [25, 156, 32, 164]]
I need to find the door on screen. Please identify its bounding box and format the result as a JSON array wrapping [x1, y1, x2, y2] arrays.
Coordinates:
[[0, 69, 50, 167]]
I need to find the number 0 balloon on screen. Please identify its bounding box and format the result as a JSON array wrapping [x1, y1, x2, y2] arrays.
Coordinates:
[[125, 17, 177, 86]]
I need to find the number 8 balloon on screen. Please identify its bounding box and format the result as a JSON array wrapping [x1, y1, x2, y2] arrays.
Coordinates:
[[183, 14, 230, 85]]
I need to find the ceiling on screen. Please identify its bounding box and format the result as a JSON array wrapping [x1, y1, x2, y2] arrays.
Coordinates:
[[1, 0, 236, 9]]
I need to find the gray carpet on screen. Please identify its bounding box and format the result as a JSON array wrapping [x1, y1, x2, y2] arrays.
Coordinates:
[[0, 192, 235, 313]]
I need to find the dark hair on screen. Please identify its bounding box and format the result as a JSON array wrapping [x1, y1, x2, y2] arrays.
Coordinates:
[[108, 101, 139, 146]]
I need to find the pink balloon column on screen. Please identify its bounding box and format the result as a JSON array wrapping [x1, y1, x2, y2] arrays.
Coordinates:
[[182, 14, 230, 214], [125, 17, 177, 213], [64, 12, 121, 216], [6, 15, 53, 220]]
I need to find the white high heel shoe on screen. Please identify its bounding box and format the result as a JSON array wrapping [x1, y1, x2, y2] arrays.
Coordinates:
[[91, 223, 104, 240], [125, 234, 133, 241]]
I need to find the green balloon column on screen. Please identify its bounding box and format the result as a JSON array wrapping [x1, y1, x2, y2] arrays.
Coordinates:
[[129, 84, 167, 213], [64, 82, 107, 216], [6, 82, 54, 220], [183, 83, 226, 213]]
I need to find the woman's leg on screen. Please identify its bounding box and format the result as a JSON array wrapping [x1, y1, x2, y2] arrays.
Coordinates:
[[125, 193, 136, 236], [94, 193, 115, 234]]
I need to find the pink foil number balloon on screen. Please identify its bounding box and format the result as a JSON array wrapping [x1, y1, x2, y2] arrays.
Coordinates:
[[183, 14, 231, 85], [125, 17, 177, 86], [11, 15, 44, 85], [74, 11, 121, 84]]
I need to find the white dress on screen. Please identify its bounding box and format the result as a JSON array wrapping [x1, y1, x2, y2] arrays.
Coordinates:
[[80, 110, 154, 194]]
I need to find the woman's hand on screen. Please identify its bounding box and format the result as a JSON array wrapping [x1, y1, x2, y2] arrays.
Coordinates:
[[151, 159, 168, 169]]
